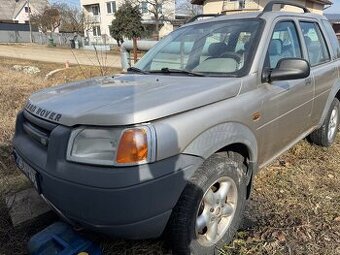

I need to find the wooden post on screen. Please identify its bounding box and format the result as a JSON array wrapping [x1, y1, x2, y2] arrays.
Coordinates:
[[133, 37, 138, 64], [27, 0, 33, 43]]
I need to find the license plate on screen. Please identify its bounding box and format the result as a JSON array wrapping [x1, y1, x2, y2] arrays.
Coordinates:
[[15, 154, 40, 192]]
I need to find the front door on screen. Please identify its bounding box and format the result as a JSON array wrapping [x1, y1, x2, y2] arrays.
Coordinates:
[[257, 20, 314, 165]]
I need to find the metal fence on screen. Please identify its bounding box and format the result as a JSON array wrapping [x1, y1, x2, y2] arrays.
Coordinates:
[[0, 23, 31, 32], [0, 30, 81, 47]]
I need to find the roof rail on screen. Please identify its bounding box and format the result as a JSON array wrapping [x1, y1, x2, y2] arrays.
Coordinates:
[[186, 14, 221, 23], [261, 1, 310, 15]]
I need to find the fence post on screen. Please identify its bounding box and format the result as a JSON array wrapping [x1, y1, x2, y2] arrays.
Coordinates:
[[120, 40, 158, 71]]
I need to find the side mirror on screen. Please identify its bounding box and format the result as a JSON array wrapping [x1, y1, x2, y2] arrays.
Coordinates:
[[268, 58, 310, 83]]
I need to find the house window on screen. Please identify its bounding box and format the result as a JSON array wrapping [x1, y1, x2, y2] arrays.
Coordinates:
[[228, 0, 245, 9], [92, 5, 100, 15], [141, 2, 148, 13], [107, 1, 117, 14], [93, 26, 101, 36], [24, 7, 31, 13]]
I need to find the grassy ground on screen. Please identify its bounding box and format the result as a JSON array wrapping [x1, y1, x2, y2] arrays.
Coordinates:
[[0, 57, 339, 254]]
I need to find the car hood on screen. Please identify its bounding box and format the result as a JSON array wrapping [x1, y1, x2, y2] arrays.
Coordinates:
[[24, 74, 242, 126]]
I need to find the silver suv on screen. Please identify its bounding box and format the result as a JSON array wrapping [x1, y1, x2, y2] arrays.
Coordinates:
[[13, 2, 340, 254]]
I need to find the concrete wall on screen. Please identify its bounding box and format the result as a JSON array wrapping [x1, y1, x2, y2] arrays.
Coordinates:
[[0, 31, 77, 46]]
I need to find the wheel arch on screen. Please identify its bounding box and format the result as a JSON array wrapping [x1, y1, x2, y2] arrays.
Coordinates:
[[217, 143, 255, 199], [336, 89, 340, 102], [319, 80, 340, 127], [183, 123, 257, 161], [183, 122, 258, 198], [217, 143, 250, 161]]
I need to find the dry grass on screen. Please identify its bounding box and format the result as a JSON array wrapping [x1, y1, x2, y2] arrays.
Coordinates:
[[0, 57, 339, 254], [223, 140, 340, 255], [0, 57, 120, 254]]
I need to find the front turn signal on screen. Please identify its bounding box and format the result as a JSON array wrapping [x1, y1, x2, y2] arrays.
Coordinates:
[[116, 128, 148, 164]]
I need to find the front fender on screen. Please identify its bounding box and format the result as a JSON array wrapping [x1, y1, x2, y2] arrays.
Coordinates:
[[183, 122, 258, 199], [183, 122, 258, 165]]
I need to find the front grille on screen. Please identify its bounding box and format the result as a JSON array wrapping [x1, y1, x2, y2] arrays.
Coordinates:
[[23, 110, 58, 146]]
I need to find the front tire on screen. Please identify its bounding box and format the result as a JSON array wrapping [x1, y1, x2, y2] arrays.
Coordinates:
[[309, 98, 339, 147], [168, 152, 247, 255]]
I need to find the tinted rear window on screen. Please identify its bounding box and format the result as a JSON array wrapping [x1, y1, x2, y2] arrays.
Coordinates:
[[322, 20, 340, 59]]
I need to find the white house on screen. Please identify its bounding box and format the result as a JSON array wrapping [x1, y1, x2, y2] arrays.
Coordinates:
[[80, 0, 176, 44], [0, 0, 49, 24], [191, 0, 332, 15]]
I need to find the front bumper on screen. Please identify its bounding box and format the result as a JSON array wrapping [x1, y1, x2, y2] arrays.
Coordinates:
[[13, 111, 203, 239]]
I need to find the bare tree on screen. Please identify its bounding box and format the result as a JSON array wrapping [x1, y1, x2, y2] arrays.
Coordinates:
[[177, 0, 203, 17], [54, 3, 86, 35], [133, 0, 175, 39], [80, 7, 103, 44], [31, 5, 61, 38]]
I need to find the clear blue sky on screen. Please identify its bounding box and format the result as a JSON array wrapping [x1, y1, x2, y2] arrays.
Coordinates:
[[50, 0, 81, 8], [50, 0, 340, 13], [325, 1, 340, 13]]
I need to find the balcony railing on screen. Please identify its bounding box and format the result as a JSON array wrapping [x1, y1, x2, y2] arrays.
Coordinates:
[[222, 0, 261, 13], [86, 14, 101, 24]]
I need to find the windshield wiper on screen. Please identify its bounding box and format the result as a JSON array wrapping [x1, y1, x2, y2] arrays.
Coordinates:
[[127, 67, 148, 74], [149, 68, 205, 77]]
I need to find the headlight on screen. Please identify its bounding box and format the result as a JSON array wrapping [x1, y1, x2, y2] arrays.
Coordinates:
[[67, 125, 155, 166]]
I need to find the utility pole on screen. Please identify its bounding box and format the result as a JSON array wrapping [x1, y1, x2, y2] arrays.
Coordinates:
[[27, 0, 33, 43]]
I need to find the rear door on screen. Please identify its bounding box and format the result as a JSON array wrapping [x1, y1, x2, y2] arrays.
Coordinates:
[[299, 21, 338, 126]]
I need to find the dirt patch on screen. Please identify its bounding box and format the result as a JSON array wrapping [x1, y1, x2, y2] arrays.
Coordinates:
[[0, 44, 121, 68], [0, 57, 339, 255]]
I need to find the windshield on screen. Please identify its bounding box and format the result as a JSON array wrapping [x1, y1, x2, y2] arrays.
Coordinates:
[[135, 18, 263, 77]]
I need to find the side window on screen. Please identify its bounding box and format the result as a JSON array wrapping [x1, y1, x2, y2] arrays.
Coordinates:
[[300, 22, 331, 66], [322, 20, 340, 59], [266, 21, 302, 69]]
